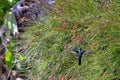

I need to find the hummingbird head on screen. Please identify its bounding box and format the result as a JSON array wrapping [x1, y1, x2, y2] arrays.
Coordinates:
[[74, 48, 86, 54]]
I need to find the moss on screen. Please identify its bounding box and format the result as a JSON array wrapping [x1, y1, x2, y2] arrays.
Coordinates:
[[10, 0, 120, 80]]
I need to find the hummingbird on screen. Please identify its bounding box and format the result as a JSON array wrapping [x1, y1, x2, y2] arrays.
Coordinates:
[[73, 48, 86, 65], [66, 46, 86, 65]]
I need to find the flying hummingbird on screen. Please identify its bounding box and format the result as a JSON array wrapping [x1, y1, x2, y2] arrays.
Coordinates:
[[73, 48, 86, 65], [66, 46, 86, 65]]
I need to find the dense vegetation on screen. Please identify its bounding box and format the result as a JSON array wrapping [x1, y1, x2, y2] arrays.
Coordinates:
[[0, 0, 19, 25], [1, 0, 120, 80]]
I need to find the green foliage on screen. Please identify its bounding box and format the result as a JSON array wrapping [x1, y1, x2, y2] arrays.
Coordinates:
[[9, 0, 120, 80], [4, 11, 18, 37], [16, 54, 26, 61], [0, 0, 19, 26], [5, 50, 13, 70], [0, 0, 10, 12], [7, 39, 27, 72], [0, 0, 10, 25], [8, 0, 20, 6]]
